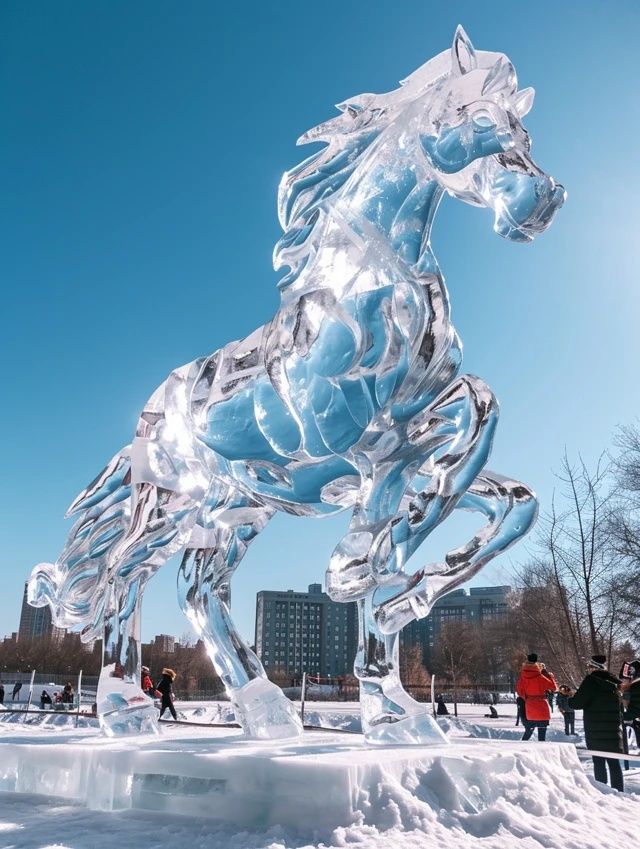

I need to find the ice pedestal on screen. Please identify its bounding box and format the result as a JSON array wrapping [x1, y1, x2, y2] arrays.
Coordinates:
[[0, 726, 588, 832], [97, 664, 159, 737]]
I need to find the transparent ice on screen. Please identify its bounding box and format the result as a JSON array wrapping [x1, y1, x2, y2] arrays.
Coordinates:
[[29, 28, 564, 744]]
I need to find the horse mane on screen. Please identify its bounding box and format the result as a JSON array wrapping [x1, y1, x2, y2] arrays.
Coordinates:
[[274, 47, 500, 291]]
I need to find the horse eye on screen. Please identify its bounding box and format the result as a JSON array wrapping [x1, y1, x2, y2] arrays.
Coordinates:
[[472, 111, 495, 129]]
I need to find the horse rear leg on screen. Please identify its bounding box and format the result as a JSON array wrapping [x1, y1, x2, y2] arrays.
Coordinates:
[[97, 480, 204, 736], [178, 493, 303, 740]]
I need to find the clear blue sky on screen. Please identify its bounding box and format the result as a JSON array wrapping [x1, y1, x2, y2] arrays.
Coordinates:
[[1, 1, 639, 646]]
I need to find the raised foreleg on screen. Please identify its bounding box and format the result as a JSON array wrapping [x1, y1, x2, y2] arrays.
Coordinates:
[[327, 374, 498, 602], [374, 471, 538, 635]]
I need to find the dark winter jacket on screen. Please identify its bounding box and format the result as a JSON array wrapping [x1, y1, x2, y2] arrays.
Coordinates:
[[556, 692, 575, 714], [623, 678, 640, 721], [156, 675, 174, 702], [516, 663, 557, 722], [436, 696, 449, 716], [569, 670, 623, 753]]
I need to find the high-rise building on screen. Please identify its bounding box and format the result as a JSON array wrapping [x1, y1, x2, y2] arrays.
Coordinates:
[[17, 582, 65, 641], [255, 583, 357, 677], [153, 634, 177, 653], [402, 585, 511, 668]]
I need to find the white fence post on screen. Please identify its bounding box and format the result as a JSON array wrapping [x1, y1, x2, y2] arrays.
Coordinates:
[[300, 671, 307, 725], [75, 669, 83, 727], [23, 669, 36, 721]]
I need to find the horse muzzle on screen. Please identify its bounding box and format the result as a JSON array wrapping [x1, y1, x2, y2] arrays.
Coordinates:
[[492, 170, 566, 243]]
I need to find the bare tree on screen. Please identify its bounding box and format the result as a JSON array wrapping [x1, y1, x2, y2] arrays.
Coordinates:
[[513, 453, 626, 684], [400, 643, 431, 698], [432, 621, 480, 715], [609, 424, 640, 641]]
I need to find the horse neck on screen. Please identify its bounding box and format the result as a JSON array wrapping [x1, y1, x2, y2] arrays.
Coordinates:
[[278, 134, 446, 305], [335, 137, 445, 278]]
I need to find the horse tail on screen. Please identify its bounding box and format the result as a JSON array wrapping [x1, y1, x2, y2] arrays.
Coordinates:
[[28, 448, 132, 642]]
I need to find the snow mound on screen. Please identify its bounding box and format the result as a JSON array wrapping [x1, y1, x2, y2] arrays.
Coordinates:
[[439, 715, 581, 743]]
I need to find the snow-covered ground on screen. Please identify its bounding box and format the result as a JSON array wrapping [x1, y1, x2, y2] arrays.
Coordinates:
[[0, 700, 638, 849]]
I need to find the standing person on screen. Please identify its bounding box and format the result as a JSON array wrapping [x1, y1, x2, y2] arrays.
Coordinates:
[[516, 653, 557, 741], [141, 666, 155, 697], [515, 695, 526, 726], [40, 690, 52, 710], [0, 682, 5, 704], [11, 682, 22, 701], [436, 694, 449, 716], [61, 682, 74, 705], [568, 655, 624, 792], [556, 685, 576, 735], [621, 659, 640, 749], [156, 668, 177, 720]]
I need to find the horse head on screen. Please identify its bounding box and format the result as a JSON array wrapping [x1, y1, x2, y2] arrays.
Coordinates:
[[419, 26, 565, 241]]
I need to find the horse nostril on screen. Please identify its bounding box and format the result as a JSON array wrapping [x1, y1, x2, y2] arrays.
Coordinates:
[[554, 184, 567, 205]]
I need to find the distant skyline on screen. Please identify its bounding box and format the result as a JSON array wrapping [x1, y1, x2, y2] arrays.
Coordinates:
[[2, 2, 639, 644]]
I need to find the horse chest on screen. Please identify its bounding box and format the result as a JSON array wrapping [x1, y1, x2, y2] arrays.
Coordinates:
[[197, 280, 452, 468]]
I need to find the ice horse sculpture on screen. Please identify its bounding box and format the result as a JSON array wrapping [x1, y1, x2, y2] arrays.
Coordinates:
[[29, 28, 564, 744]]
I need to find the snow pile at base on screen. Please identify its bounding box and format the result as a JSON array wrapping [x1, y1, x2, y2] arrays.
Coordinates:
[[0, 733, 638, 849], [438, 714, 580, 743], [0, 707, 97, 729]]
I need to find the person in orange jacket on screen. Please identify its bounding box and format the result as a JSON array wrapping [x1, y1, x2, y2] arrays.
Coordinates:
[[516, 653, 558, 741]]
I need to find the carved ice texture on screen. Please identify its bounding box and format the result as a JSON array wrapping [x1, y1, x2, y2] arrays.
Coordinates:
[[29, 28, 564, 744]]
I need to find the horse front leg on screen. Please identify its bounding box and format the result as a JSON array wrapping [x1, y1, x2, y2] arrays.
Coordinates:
[[178, 491, 303, 740], [354, 591, 449, 745], [326, 374, 499, 744], [328, 473, 449, 744]]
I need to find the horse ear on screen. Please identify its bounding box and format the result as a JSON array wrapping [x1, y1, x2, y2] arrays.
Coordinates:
[[482, 56, 517, 96], [451, 25, 477, 76], [513, 87, 535, 117]]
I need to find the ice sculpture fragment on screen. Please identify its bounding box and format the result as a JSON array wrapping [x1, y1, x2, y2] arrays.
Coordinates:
[[29, 27, 564, 744]]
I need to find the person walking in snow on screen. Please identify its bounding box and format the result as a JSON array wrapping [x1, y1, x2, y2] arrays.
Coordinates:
[[156, 668, 178, 720], [621, 659, 640, 749], [569, 654, 624, 792], [516, 653, 557, 741], [556, 685, 576, 736], [11, 682, 22, 701]]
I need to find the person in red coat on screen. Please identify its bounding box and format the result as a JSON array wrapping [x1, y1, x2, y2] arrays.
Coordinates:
[[516, 653, 558, 741], [141, 666, 155, 698]]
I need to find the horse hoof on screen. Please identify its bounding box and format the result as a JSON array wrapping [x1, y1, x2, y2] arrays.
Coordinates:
[[99, 701, 160, 737], [233, 678, 303, 740], [364, 712, 449, 746]]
